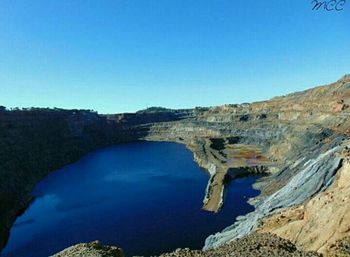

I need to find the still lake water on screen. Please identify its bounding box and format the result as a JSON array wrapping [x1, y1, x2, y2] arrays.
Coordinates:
[[2, 142, 260, 257]]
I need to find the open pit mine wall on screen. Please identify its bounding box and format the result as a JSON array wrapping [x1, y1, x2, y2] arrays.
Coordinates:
[[0, 107, 194, 251], [0, 106, 347, 253], [1, 106, 285, 251], [1, 75, 350, 255], [203, 136, 349, 250]]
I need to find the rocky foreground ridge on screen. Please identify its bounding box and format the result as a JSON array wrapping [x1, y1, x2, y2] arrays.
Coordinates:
[[1, 75, 350, 256], [51, 234, 322, 257]]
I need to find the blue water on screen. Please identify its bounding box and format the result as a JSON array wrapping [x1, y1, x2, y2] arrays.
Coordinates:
[[2, 142, 260, 257]]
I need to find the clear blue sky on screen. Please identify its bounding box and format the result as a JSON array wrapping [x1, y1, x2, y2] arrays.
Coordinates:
[[0, 1, 349, 113]]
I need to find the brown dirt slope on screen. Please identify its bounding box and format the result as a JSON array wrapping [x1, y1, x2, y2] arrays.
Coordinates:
[[257, 148, 350, 256]]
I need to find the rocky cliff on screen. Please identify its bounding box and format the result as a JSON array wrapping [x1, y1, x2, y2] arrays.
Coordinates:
[[0, 107, 192, 251], [1, 74, 350, 256], [199, 75, 350, 257], [145, 74, 350, 256]]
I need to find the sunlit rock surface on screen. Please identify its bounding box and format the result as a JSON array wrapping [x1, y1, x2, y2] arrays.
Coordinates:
[[51, 241, 124, 257], [51, 234, 321, 257]]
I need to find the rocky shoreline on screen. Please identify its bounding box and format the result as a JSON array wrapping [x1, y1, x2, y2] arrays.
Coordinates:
[[1, 75, 350, 256]]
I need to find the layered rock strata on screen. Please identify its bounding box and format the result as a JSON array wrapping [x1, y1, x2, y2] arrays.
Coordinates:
[[1, 75, 350, 256]]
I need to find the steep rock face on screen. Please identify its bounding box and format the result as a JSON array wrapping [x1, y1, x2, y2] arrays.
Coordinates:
[[256, 148, 350, 256], [201, 75, 350, 253], [0, 108, 192, 250], [145, 76, 350, 218], [204, 140, 347, 249], [0, 109, 133, 250]]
